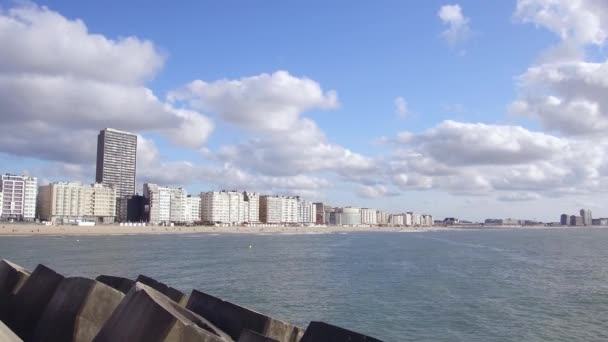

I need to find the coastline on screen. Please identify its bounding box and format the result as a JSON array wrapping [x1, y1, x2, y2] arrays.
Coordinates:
[[0, 223, 462, 237], [0, 223, 604, 237]]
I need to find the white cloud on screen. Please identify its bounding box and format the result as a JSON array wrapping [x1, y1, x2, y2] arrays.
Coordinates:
[[498, 192, 542, 202], [511, 60, 608, 136], [394, 96, 410, 118], [356, 184, 399, 199], [168, 70, 338, 132], [438, 4, 471, 45], [0, 3, 213, 164], [515, 0, 608, 46]]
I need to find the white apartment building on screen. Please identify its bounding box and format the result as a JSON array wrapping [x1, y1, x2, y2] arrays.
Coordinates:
[[1, 174, 37, 221], [37, 182, 117, 223], [244, 192, 259, 223], [360, 208, 377, 225], [144, 184, 171, 224], [389, 214, 404, 226], [412, 213, 421, 226], [376, 210, 388, 225], [297, 199, 317, 224], [169, 188, 187, 223], [185, 196, 201, 223], [421, 214, 433, 226], [405, 212, 413, 226], [201, 190, 257, 224], [0, 192, 3, 217]]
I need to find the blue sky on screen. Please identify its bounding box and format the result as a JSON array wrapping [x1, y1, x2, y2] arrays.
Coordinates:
[[2, 0, 608, 221]]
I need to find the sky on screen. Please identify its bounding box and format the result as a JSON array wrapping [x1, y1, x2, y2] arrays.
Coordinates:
[[1, 0, 608, 222]]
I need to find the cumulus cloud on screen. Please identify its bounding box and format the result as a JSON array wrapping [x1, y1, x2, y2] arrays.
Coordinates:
[[498, 192, 542, 202], [0, 3, 213, 164], [387, 120, 608, 197], [438, 4, 471, 45], [515, 0, 608, 46], [356, 184, 399, 199], [168, 71, 338, 132]]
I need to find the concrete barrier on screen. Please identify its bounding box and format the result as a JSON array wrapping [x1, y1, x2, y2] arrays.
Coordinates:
[[0, 260, 30, 322], [186, 289, 304, 342], [0, 320, 22, 342], [135, 274, 186, 304], [96, 275, 135, 294], [300, 321, 383, 342], [9, 264, 64, 340], [30, 277, 125, 342], [238, 330, 280, 342], [93, 282, 231, 342]]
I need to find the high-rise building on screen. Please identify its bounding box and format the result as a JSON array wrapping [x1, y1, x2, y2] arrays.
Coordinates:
[[580, 209, 592, 226], [389, 214, 404, 226], [560, 214, 568, 225], [37, 182, 116, 223], [259, 195, 298, 224], [96, 128, 137, 198], [184, 195, 201, 223], [1, 174, 37, 221], [201, 191, 252, 224]]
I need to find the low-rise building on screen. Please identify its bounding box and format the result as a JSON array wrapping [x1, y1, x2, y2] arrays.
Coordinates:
[[37, 182, 116, 224], [336, 207, 361, 226]]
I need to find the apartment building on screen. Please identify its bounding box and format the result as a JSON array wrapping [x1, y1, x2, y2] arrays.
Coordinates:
[[37, 182, 116, 223], [1, 174, 37, 221]]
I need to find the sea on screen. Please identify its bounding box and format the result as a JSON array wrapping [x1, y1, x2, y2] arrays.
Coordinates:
[[1, 228, 607, 341]]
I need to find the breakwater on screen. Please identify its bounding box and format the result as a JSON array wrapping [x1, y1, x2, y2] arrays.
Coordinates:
[[0, 259, 383, 342]]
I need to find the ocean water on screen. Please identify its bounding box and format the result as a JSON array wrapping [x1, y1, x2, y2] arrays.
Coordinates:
[[1, 228, 608, 341]]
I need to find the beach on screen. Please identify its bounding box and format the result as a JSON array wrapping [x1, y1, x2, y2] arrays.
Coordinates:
[[0, 223, 461, 236]]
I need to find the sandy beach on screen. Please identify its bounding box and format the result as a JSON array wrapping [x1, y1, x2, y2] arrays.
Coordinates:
[[0, 223, 466, 236]]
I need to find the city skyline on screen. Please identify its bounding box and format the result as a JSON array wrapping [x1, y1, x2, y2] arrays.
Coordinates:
[[2, 1, 608, 221]]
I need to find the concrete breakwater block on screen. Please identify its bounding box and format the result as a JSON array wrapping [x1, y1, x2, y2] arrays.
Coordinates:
[[96, 275, 135, 294], [238, 330, 280, 342], [0, 320, 22, 342], [9, 264, 64, 340], [135, 275, 186, 304], [30, 277, 125, 342], [186, 289, 304, 342], [300, 321, 383, 342], [0, 260, 31, 322], [93, 282, 231, 342]]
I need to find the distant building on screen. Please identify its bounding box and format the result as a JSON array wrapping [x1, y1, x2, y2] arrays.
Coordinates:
[[421, 214, 433, 226], [360, 208, 377, 225], [1, 174, 37, 221], [185, 195, 201, 223], [560, 214, 568, 225], [324, 206, 335, 225], [591, 218, 608, 226], [443, 217, 459, 225], [376, 210, 388, 225], [95, 128, 137, 198], [389, 214, 404, 226], [335, 207, 361, 226], [37, 182, 116, 224], [201, 191, 245, 224], [297, 199, 316, 224], [570, 215, 584, 226], [143, 184, 170, 224], [580, 209, 592, 226], [314, 203, 325, 224], [243, 192, 259, 223], [259, 195, 298, 224], [405, 212, 413, 226]]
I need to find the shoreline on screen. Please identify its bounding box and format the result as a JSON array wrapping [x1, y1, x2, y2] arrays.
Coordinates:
[[0, 223, 604, 237]]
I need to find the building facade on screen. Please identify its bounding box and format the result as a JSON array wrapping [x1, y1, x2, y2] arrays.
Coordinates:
[[144, 184, 171, 224], [336, 207, 361, 226], [1, 174, 37, 221], [96, 128, 137, 198], [297, 199, 316, 224], [360, 208, 377, 225], [580, 209, 592, 226], [201, 191, 257, 224], [243, 192, 259, 223], [37, 182, 116, 223], [314, 203, 325, 224], [570, 215, 584, 226], [184, 196, 201, 223], [376, 211, 388, 225], [560, 214, 568, 225]]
